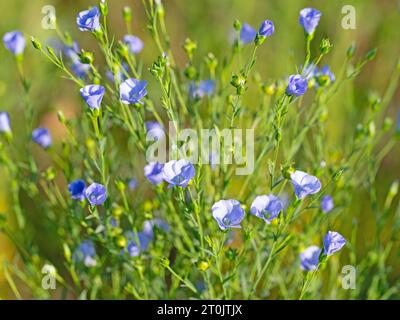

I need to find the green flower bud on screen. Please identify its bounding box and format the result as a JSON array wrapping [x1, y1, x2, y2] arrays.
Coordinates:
[[346, 42, 356, 59], [123, 6, 132, 22], [366, 48, 377, 61], [31, 36, 42, 50], [233, 19, 241, 31], [320, 38, 333, 55]]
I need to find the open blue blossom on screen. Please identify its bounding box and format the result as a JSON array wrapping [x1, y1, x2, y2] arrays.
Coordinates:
[[323, 231, 346, 256], [145, 121, 165, 141], [250, 194, 282, 223], [0, 112, 11, 133], [3, 31, 25, 55], [84, 182, 107, 206], [68, 179, 86, 201], [300, 245, 321, 271], [240, 23, 256, 44], [142, 219, 169, 239], [76, 7, 101, 32], [290, 170, 321, 199], [144, 162, 164, 185], [80, 84, 105, 110], [123, 35, 144, 54], [286, 74, 308, 97], [258, 20, 274, 37], [125, 231, 150, 257], [32, 128, 52, 149], [162, 159, 195, 188], [299, 8, 321, 35], [189, 80, 215, 99], [321, 195, 334, 213], [72, 240, 97, 267], [212, 199, 245, 231], [120, 78, 147, 104]]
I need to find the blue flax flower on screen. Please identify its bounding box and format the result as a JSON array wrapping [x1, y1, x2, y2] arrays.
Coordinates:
[[145, 121, 165, 141], [80, 84, 105, 110], [212, 199, 245, 230], [300, 245, 321, 271], [144, 162, 165, 185], [128, 178, 137, 190], [0, 112, 11, 133], [120, 78, 147, 104], [84, 182, 107, 206], [240, 23, 256, 44], [162, 159, 195, 188], [286, 74, 308, 96], [299, 8, 321, 35], [250, 194, 282, 223], [321, 195, 334, 213], [258, 20, 274, 37], [72, 240, 97, 267], [3, 31, 25, 55], [123, 35, 144, 54], [125, 231, 150, 257], [32, 128, 52, 149], [323, 231, 346, 256], [290, 170, 321, 199], [76, 7, 101, 32], [189, 80, 215, 99], [68, 179, 86, 201], [142, 219, 169, 239]]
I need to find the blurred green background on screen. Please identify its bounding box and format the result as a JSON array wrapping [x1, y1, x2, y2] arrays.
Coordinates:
[[0, 0, 399, 297]]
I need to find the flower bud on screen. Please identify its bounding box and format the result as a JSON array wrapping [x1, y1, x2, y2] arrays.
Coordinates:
[[346, 42, 356, 59], [31, 36, 42, 50], [233, 19, 241, 31], [366, 48, 377, 61], [79, 50, 94, 64], [123, 6, 132, 23], [198, 261, 210, 271], [183, 38, 197, 60], [100, 0, 108, 16], [320, 38, 332, 55]]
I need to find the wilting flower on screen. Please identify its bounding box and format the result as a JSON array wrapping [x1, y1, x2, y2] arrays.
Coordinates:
[[299, 8, 321, 35], [142, 219, 169, 239], [80, 85, 105, 110], [84, 182, 107, 206], [72, 240, 97, 267], [145, 121, 165, 141], [321, 195, 334, 213], [212, 199, 245, 231], [125, 231, 150, 257], [76, 7, 101, 32], [240, 23, 256, 44], [68, 179, 86, 201], [162, 159, 195, 188], [323, 231, 346, 256], [189, 80, 215, 99], [144, 162, 165, 185], [3, 31, 25, 55], [300, 245, 321, 271], [128, 178, 138, 190], [286, 74, 308, 97], [120, 78, 147, 104], [250, 194, 282, 223], [0, 112, 11, 133], [123, 35, 144, 54], [290, 170, 321, 199], [258, 20, 274, 37], [32, 128, 52, 149]]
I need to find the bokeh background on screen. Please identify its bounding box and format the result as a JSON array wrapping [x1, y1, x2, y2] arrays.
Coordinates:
[[0, 0, 399, 297]]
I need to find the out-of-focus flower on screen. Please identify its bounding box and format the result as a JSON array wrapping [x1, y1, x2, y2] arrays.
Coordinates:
[[142, 219, 169, 239], [145, 121, 165, 141], [300, 245, 321, 271], [162, 159, 195, 188], [299, 8, 321, 35], [3, 31, 25, 55], [84, 183, 107, 206], [323, 231, 346, 256], [212, 199, 245, 230], [106, 63, 128, 83], [321, 195, 334, 213], [290, 170, 321, 199], [76, 7, 101, 32], [123, 35, 144, 54], [258, 20, 274, 37], [128, 178, 137, 190], [144, 162, 165, 185], [240, 23, 256, 44], [80, 85, 105, 110], [0, 112, 11, 133], [64, 41, 80, 62], [189, 80, 215, 99], [68, 179, 86, 201], [32, 128, 52, 149], [72, 240, 97, 267], [125, 231, 150, 257], [71, 61, 90, 79], [120, 78, 147, 104], [302, 63, 317, 80], [286, 74, 308, 96], [250, 194, 282, 223], [315, 65, 335, 86]]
